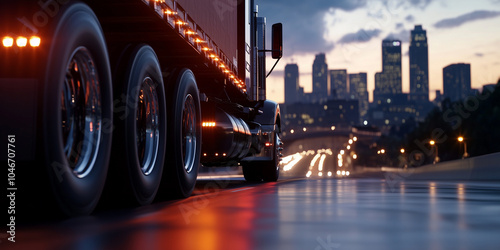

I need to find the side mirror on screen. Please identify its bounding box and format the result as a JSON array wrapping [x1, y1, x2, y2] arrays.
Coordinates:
[[272, 23, 283, 59]]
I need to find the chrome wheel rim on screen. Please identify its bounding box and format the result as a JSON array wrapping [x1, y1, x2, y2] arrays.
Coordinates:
[[182, 94, 196, 173], [61, 47, 102, 178], [136, 77, 160, 176]]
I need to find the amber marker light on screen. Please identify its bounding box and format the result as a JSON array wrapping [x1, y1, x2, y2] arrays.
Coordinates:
[[3, 36, 14, 47], [16, 37, 28, 47], [29, 36, 41, 47]]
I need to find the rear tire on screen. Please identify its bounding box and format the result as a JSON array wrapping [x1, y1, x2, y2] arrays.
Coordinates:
[[42, 3, 112, 216], [160, 69, 201, 198], [108, 45, 166, 206]]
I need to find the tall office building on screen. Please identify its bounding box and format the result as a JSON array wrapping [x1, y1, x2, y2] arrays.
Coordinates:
[[409, 25, 429, 102], [312, 53, 328, 103], [374, 40, 402, 104], [443, 63, 471, 102], [284, 64, 299, 104], [349, 73, 369, 117], [329, 69, 347, 100]]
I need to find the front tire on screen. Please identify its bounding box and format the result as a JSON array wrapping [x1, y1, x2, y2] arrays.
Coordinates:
[[43, 3, 112, 216]]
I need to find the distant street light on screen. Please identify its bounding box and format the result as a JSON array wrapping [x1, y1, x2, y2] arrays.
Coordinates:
[[290, 129, 295, 134], [400, 148, 407, 169], [303, 127, 307, 132], [458, 136, 469, 159], [353, 137, 358, 142], [331, 126, 336, 131], [429, 140, 439, 164]]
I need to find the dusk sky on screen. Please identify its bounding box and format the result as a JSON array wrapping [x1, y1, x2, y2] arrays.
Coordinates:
[[256, 0, 500, 103]]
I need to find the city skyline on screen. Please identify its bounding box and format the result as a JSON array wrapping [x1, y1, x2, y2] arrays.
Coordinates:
[[258, 0, 500, 103]]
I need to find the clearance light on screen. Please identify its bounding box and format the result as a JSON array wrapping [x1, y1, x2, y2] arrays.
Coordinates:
[[16, 37, 28, 47], [202, 47, 211, 51], [265, 142, 272, 147], [165, 10, 177, 15], [176, 21, 187, 26], [3, 36, 14, 47], [185, 30, 197, 35], [215, 153, 219, 157], [202, 122, 216, 127], [194, 38, 204, 43], [29, 36, 41, 47], [219, 64, 225, 68], [203, 153, 207, 156]]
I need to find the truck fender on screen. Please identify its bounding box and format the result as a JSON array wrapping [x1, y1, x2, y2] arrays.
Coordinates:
[[253, 100, 281, 132]]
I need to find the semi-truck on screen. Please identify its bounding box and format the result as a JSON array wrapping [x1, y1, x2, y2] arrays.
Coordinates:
[[0, 0, 283, 216]]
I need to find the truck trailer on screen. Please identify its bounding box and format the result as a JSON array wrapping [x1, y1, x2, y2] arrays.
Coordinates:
[[0, 0, 283, 216]]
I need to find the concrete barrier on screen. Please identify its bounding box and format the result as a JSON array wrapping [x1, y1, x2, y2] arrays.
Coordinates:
[[381, 152, 500, 181]]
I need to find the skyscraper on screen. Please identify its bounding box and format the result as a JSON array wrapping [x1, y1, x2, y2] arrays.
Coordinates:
[[409, 25, 429, 102], [284, 64, 299, 104], [329, 69, 347, 100], [443, 63, 471, 102], [349, 73, 368, 117], [374, 40, 402, 104], [312, 53, 328, 103]]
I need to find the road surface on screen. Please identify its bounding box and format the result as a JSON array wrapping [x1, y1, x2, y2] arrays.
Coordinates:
[[6, 177, 500, 250], [4, 136, 500, 249]]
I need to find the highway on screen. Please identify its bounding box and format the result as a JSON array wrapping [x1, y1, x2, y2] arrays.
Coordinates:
[[6, 137, 500, 250]]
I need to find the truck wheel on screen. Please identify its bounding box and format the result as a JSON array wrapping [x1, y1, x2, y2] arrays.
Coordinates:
[[242, 131, 281, 182], [261, 133, 281, 182], [43, 3, 112, 216], [242, 164, 262, 182], [111, 45, 166, 205], [161, 69, 201, 198]]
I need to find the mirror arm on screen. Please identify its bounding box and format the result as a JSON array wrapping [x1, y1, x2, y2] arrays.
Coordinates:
[[266, 57, 281, 78]]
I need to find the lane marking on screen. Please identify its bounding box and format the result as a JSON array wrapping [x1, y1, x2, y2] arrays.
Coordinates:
[[231, 187, 254, 193]]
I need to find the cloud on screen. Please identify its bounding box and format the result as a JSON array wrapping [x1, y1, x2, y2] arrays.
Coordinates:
[[408, 0, 434, 9], [383, 0, 434, 11], [338, 29, 382, 44], [475, 53, 484, 57], [396, 23, 404, 29], [405, 15, 415, 22], [385, 29, 410, 43], [434, 10, 500, 29], [256, 0, 368, 54]]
